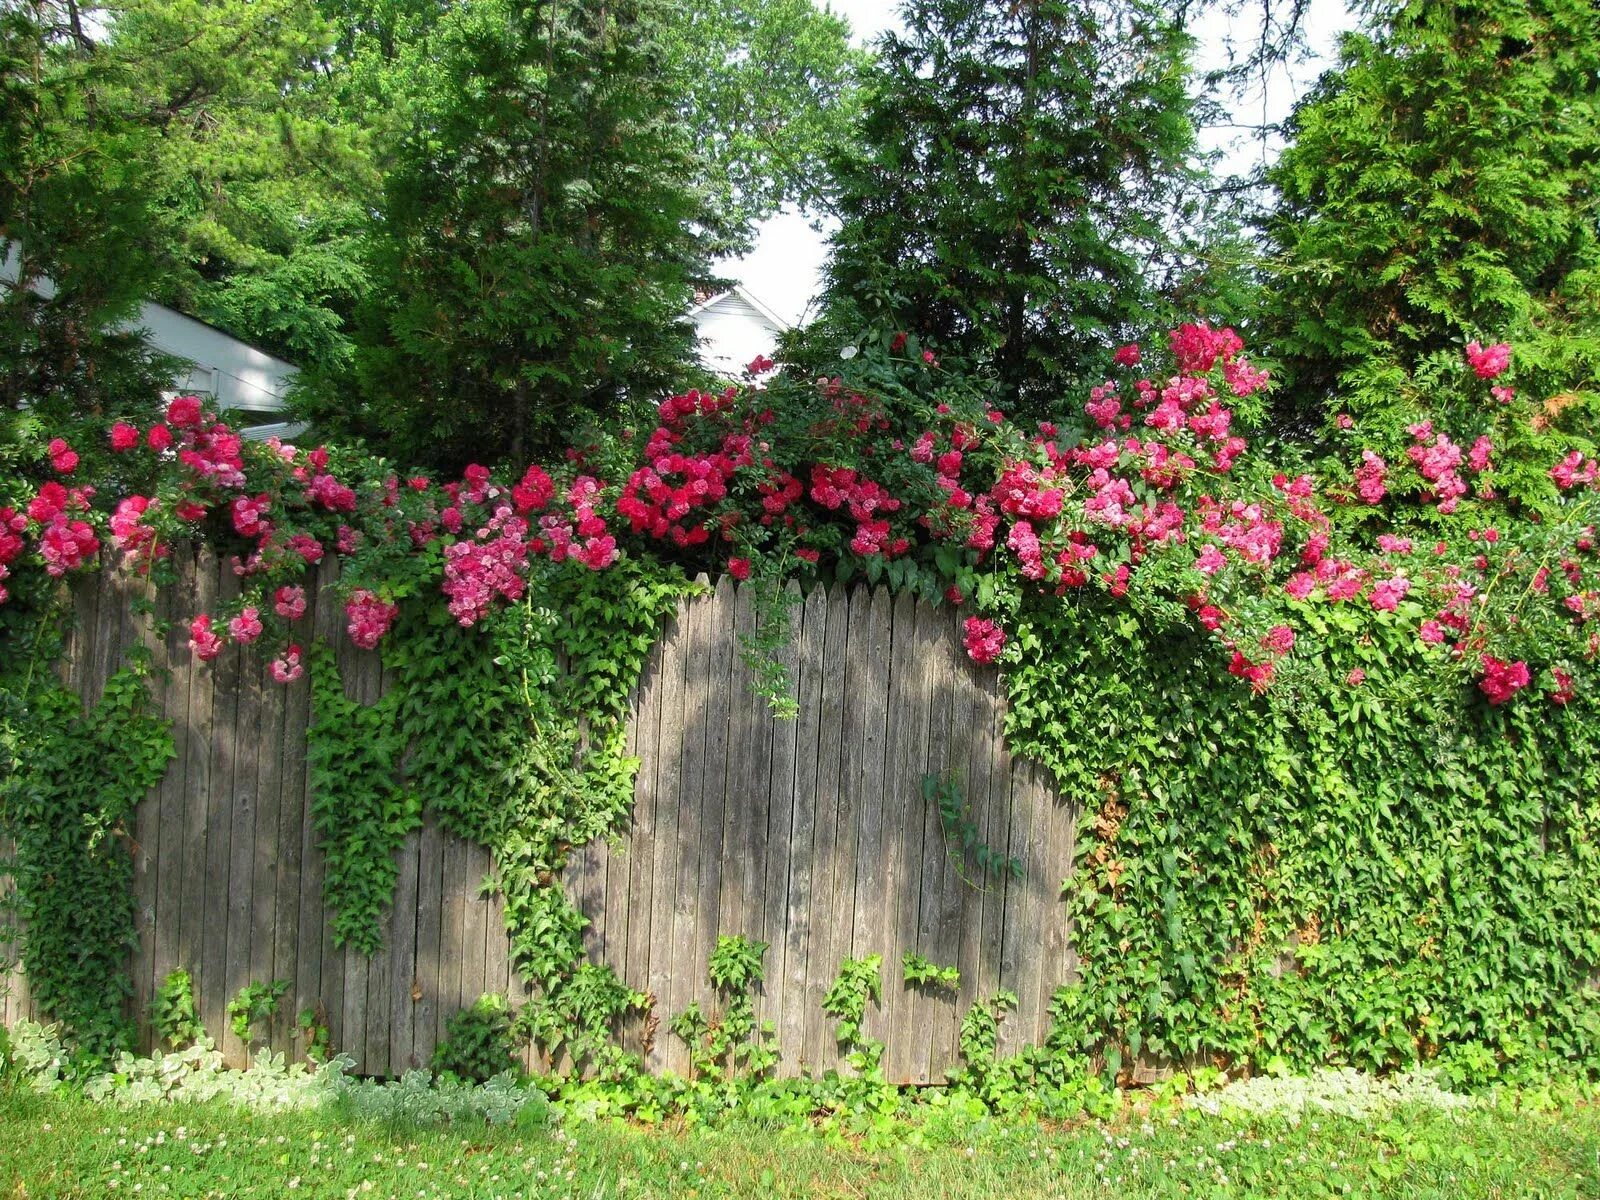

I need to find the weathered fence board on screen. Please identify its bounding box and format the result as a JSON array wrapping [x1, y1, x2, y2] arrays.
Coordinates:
[[2, 554, 1077, 1081]]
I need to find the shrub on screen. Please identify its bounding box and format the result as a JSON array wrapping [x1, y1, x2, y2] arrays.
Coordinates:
[[432, 994, 522, 1084]]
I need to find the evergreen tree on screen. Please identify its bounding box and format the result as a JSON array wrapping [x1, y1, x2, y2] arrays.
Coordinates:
[[1262, 0, 1600, 436], [318, 0, 718, 469], [0, 1, 175, 422], [809, 0, 1199, 421], [321, 0, 864, 254]]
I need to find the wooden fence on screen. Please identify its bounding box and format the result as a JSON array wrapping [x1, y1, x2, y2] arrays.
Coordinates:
[[1, 552, 1078, 1082]]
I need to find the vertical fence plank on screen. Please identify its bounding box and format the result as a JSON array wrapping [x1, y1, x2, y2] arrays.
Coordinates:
[[459, 840, 490, 1028], [177, 547, 215, 1035], [779, 585, 825, 1075], [913, 603, 959, 1079], [693, 577, 738, 1006], [848, 588, 893, 978], [438, 829, 470, 1050], [1035, 769, 1077, 1046], [223, 612, 262, 1067], [273, 572, 313, 1062], [666, 577, 712, 1075], [924, 607, 961, 1082], [200, 559, 239, 1059], [954, 617, 1001, 1077], [83, 561, 111, 705], [151, 551, 191, 1040], [1014, 763, 1052, 1053], [995, 703, 1033, 1059], [973, 650, 1012, 1058], [743, 589, 779, 1002], [931, 609, 971, 1071], [251, 646, 286, 1059], [831, 583, 870, 1003], [739, 587, 779, 1022], [623, 629, 663, 1057], [333, 635, 372, 1069], [131, 565, 167, 1049], [593, 639, 633, 1028], [717, 583, 757, 950], [409, 811, 446, 1073], [1, 834, 14, 1029], [759, 582, 802, 1069], [889, 592, 934, 1081], [644, 601, 686, 1071], [803, 581, 850, 1068]]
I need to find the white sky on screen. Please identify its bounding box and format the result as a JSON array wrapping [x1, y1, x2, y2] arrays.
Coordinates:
[[721, 0, 1357, 326]]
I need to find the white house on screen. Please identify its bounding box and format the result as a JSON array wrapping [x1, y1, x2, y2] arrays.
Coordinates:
[[689, 285, 791, 378], [2, 244, 303, 440]]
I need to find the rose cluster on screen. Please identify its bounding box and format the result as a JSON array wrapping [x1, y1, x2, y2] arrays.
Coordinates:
[[3, 334, 1594, 709]]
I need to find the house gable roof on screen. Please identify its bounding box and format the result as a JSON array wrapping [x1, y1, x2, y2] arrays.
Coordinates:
[[688, 284, 792, 332]]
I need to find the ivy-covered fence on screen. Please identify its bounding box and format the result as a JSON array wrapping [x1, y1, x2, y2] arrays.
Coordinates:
[[0, 554, 1077, 1083], [568, 575, 1074, 1080]]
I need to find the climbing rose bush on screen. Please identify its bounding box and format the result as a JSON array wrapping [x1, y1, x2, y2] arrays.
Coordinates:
[[0, 328, 1595, 710]]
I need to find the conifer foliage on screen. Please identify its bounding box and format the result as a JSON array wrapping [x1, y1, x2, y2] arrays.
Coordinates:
[[812, 0, 1198, 421], [1263, 0, 1600, 436], [333, 0, 718, 470]]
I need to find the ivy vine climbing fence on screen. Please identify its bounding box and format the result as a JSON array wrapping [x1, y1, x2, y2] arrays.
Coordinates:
[[0, 549, 1077, 1082]]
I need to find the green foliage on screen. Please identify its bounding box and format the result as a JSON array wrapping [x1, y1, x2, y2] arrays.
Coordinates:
[[0, 0, 364, 404], [151, 970, 202, 1050], [295, 1005, 331, 1065], [432, 994, 523, 1085], [0, 2, 182, 421], [0, 662, 174, 1066], [331, 1068, 548, 1129], [947, 991, 1022, 1108], [902, 953, 960, 993], [922, 773, 1023, 886], [516, 962, 646, 1081], [958, 990, 1018, 1071], [821, 955, 884, 1072], [102, 0, 367, 372], [1263, 0, 1600, 436], [323, 0, 718, 469], [662, 0, 866, 239], [1004, 595, 1600, 1086], [672, 936, 778, 1081], [807, 0, 1205, 420], [385, 604, 522, 843], [708, 935, 770, 995], [225, 980, 289, 1046], [305, 643, 420, 953]]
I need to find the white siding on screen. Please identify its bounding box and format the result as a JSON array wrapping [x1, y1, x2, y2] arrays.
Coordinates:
[[137, 304, 298, 413], [691, 291, 786, 378], [2, 243, 298, 415]]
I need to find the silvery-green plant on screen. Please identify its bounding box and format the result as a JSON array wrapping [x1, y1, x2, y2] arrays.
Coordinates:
[[1193, 1067, 1477, 1121]]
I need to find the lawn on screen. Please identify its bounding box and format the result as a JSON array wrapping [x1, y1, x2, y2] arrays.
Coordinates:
[[2, 1085, 1597, 1199]]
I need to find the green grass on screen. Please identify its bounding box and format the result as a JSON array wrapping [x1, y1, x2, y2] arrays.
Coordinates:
[[1, 1086, 1597, 1199]]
